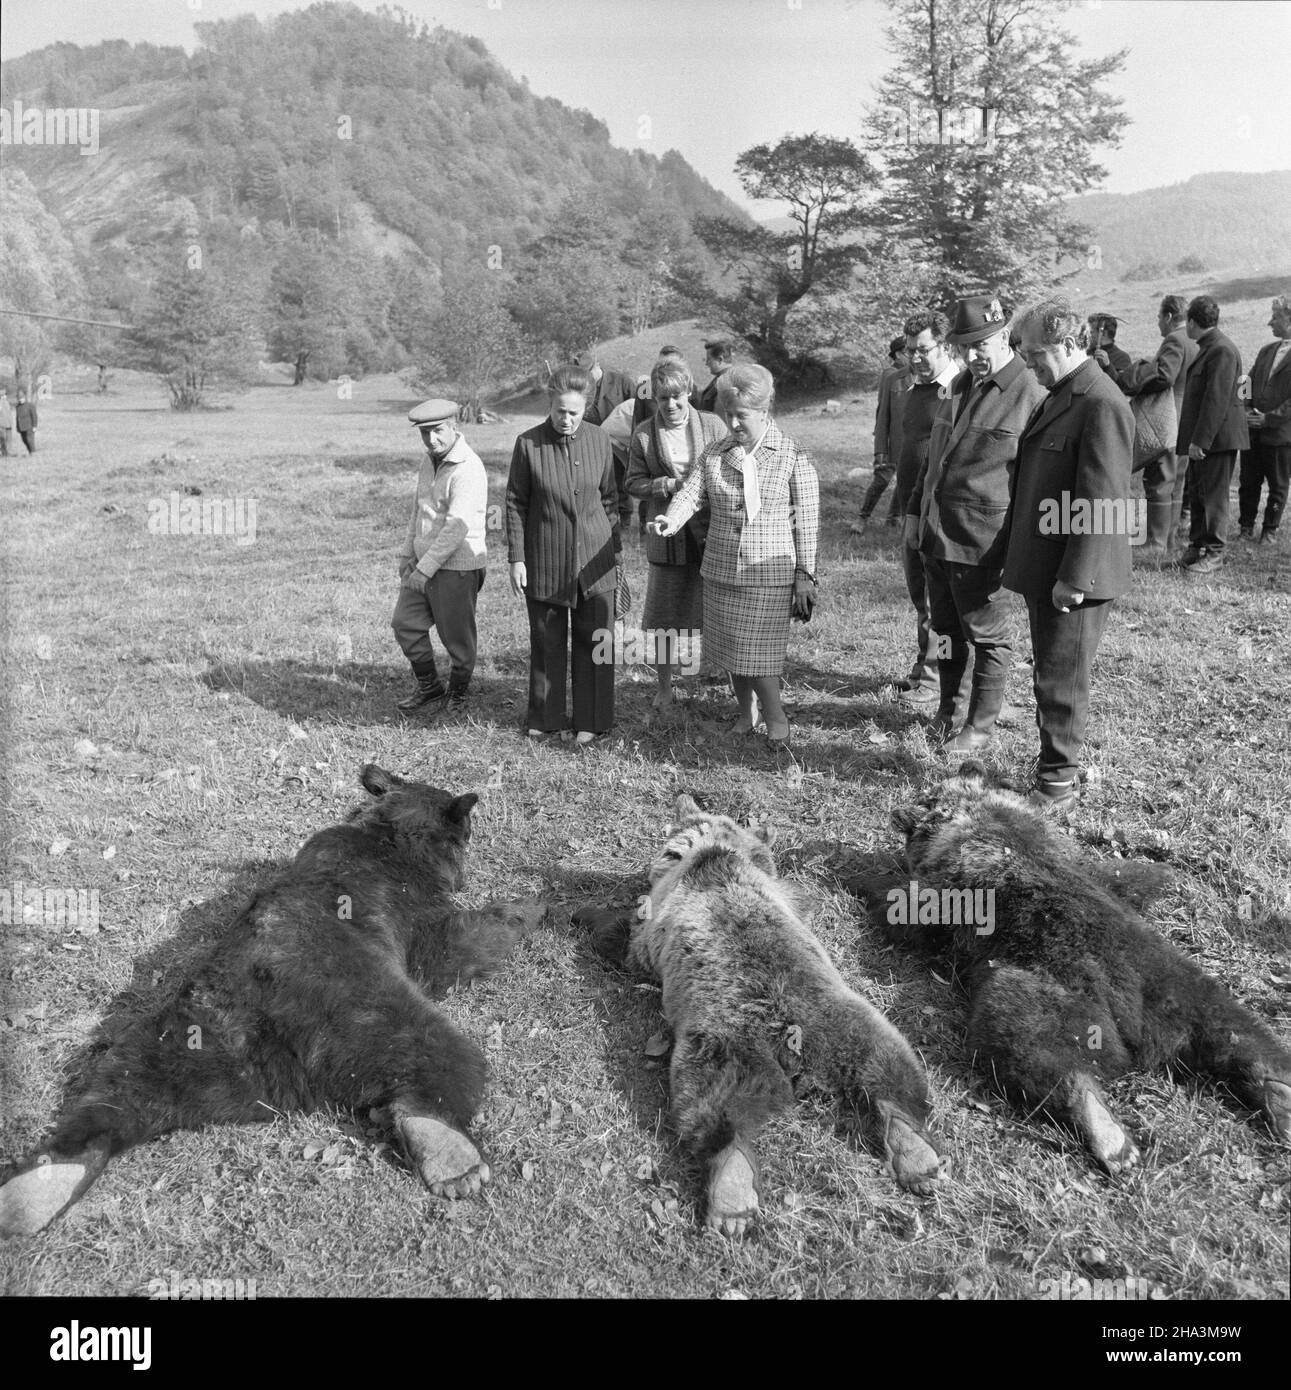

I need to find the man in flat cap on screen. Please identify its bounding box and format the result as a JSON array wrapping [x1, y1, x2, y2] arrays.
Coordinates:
[[908, 295, 1046, 756], [1007, 298, 1134, 811], [1238, 295, 1291, 544], [392, 399, 489, 715]]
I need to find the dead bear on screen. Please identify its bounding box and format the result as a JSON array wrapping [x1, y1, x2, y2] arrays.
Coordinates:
[[0, 764, 546, 1237], [579, 794, 945, 1237], [882, 763, 1291, 1173]]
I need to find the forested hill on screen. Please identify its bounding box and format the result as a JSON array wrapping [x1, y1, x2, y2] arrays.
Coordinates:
[[0, 3, 747, 270], [1067, 171, 1291, 278]]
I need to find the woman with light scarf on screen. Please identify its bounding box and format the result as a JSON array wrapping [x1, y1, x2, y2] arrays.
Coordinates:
[[652, 363, 819, 744]]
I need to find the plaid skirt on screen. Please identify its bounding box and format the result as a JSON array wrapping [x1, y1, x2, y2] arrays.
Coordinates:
[[703, 579, 792, 677], [643, 562, 704, 635]]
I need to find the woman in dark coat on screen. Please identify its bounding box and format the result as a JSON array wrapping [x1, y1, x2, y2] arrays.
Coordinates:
[[506, 368, 621, 744]]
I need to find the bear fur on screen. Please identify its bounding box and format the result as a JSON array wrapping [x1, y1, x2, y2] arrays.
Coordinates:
[[883, 763, 1291, 1173], [581, 794, 944, 1237], [0, 764, 546, 1237]]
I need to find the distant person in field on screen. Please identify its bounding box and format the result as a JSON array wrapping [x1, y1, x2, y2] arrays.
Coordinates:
[[0, 390, 12, 456], [1176, 294, 1250, 576], [15, 390, 37, 454], [697, 338, 735, 413], [1009, 298, 1134, 811], [1118, 294, 1199, 562], [625, 356, 727, 711], [1238, 294, 1291, 545], [1087, 314, 1131, 385], [894, 311, 961, 710], [393, 399, 489, 718], [907, 295, 1045, 756], [653, 363, 819, 745], [851, 335, 909, 536], [507, 367, 621, 745]]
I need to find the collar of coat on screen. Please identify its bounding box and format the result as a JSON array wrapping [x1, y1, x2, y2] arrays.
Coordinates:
[[644, 406, 714, 473], [716, 419, 782, 470]]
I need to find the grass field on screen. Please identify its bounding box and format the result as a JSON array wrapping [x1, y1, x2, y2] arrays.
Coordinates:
[[0, 362, 1288, 1301]]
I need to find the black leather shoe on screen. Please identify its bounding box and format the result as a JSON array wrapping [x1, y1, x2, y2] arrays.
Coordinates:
[[396, 677, 446, 712]]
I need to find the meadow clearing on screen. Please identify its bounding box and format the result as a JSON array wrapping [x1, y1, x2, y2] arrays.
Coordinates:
[[0, 358, 1287, 1301]]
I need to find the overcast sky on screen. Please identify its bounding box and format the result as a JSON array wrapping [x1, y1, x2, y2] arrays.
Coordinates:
[[2, 0, 1287, 213]]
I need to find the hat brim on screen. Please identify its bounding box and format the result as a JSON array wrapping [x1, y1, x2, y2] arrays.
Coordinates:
[[947, 319, 1012, 346], [410, 418, 455, 428]]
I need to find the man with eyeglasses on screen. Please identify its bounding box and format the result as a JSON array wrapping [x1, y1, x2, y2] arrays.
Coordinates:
[[907, 296, 1046, 756], [1004, 300, 1134, 812], [892, 311, 960, 709], [393, 399, 489, 716]]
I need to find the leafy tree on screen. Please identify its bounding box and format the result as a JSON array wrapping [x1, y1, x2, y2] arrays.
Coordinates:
[[415, 266, 530, 418], [0, 169, 85, 390], [865, 0, 1127, 304], [126, 249, 260, 408], [695, 134, 877, 355]]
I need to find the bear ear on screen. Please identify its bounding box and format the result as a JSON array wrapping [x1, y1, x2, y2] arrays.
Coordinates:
[[361, 764, 403, 798], [953, 761, 991, 792], [891, 803, 923, 836], [446, 792, 479, 824], [674, 793, 703, 820], [752, 821, 775, 845]]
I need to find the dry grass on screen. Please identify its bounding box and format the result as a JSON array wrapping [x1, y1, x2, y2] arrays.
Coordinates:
[[0, 360, 1287, 1301]]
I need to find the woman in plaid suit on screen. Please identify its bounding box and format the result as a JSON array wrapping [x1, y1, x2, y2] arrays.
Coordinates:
[[653, 364, 819, 743], [506, 368, 622, 744], [624, 357, 727, 710]]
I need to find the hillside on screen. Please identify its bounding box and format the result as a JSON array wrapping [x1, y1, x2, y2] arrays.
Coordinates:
[[0, 4, 747, 291], [1067, 171, 1291, 281]]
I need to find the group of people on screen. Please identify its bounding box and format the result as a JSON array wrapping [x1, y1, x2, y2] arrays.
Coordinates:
[[392, 345, 818, 748], [388, 289, 1289, 811], [0, 388, 38, 455]]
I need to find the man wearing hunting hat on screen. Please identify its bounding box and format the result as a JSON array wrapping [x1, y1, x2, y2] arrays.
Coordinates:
[[1239, 295, 1291, 544], [392, 399, 489, 715], [907, 295, 1046, 756]]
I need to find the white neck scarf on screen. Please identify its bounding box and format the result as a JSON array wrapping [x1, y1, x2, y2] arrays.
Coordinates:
[[727, 424, 770, 521]]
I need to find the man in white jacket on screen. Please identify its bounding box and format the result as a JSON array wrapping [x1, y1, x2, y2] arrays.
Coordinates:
[[393, 399, 489, 715]]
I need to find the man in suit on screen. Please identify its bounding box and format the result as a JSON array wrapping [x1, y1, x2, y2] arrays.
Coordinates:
[[852, 336, 909, 536], [1119, 294, 1199, 561], [1087, 314, 1132, 384], [894, 311, 961, 708], [909, 295, 1046, 755], [393, 399, 489, 717], [1238, 295, 1291, 544], [1175, 295, 1250, 576], [697, 338, 735, 413], [15, 391, 37, 453], [1006, 298, 1134, 811], [574, 351, 637, 427]]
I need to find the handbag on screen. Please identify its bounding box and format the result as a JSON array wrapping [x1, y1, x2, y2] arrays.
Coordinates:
[[1130, 388, 1177, 471], [614, 564, 633, 621]]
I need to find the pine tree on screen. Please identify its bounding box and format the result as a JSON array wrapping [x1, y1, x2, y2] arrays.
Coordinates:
[[865, 0, 1127, 306]]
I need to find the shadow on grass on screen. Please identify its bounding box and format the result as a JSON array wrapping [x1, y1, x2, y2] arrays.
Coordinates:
[[200, 658, 528, 729]]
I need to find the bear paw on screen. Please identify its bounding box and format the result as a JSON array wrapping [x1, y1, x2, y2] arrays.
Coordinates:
[[397, 1117, 490, 1200], [1262, 1079, 1291, 1145], [705, 1142, 759, 1239], [1078, 1091, 1140, 1176], [886, 1116, 948, 1196]]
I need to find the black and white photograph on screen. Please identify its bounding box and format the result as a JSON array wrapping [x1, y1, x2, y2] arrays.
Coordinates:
[[0, 0, 1287, 1333]]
